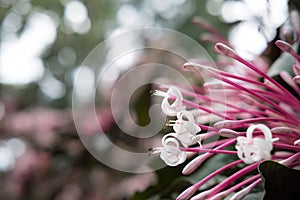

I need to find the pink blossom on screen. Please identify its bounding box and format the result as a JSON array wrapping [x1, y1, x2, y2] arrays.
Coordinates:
[[151, 24, 300, 198]]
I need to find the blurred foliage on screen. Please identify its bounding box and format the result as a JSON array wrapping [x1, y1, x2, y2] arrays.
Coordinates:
[[0, 0, 232, 199], [0, 0, 117, 108], [0, 0, 229, 108]]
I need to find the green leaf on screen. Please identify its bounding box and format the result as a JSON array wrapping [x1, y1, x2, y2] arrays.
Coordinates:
[[258, 160, 300, 199], [242, 192, 264, 200], [129, 165, 190, 200], [267, 51, 295, 77], [267, 43, 298, 77]]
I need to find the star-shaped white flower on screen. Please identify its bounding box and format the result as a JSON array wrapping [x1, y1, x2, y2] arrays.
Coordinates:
[[173, 110, 201, 147], [160, 134, 187, 166], [235, 124, 275, 164], [161, 87, 186, 116]]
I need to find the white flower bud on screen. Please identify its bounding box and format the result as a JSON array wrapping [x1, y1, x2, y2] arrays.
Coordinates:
[[235, 124, 274, 164]]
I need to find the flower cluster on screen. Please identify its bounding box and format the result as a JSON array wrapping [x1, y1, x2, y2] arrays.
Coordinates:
[[151, 17, 300, 200], [152, 87, 201, 166]]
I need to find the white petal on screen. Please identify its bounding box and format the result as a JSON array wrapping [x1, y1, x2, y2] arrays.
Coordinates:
[[160, 87, 186, 116], [177, 110, 195, 123], [236, 124, 274, 164], [160, 145, 186, 166], [246, 124, 272, 143], [162, 133, 180, 147]]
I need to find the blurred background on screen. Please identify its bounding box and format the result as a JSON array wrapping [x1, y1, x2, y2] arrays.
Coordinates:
[[0, 0, 294, 199]]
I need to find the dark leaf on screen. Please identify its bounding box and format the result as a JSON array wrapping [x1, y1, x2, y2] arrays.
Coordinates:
[[129, 165, 190, 200], [258, 160, 300, 200], [289, 0, 300, 11]]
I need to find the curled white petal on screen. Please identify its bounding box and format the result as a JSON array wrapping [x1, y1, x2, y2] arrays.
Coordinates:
[[246, 124, 273, 143], [235, 124, 274, 164], [177, 110, 195, 122], [162, 133, 179, 146], [161, 87, 186, 116], [173, 110, 201, 147], [160, 134, 187, 166]]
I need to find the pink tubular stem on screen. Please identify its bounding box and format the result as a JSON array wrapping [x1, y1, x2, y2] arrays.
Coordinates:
[[197, 131, 218, 141], [166, 95, 232, 120], [181, 139, 236, 176], [198, 124, 217, 131], [207, 65, 297, 106], [280, 152, 300, 166], [208, 69, 299, 122], [192, 17, 228, 43], [182, 98, 233, 120], [216, 68, 300, 109], [214, 65, 300, 112], [219, 109, 265, 118], [236, 117, 299, 126], [252, 87, 300, 106], [250, 88, 300, 111], [180, 89, 265, 117], [208, 162, 260, 197], [188, 160, 243, 192], [230, 48, 300, 107], [209, 174, 261, 199], [276, 40, 300, 63], [181, 147, 237, 155], [229, 178, 262, 200], [273, 143, 300, 152], [200, 138, 232, 149]]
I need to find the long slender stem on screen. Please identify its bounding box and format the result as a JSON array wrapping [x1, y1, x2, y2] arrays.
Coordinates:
[[208, 162, 259, 197], [210, 174, 261, 199], [182, 147, 237, 155], [274, 143, 300, 152], [209, 70, 299, 122], [232, 52, 300, 107], [181, 89, 265, 117], [201, 138, 232, 149], [182, 98, 233, 120], [250, 88, 300, 111], [193, 160, 242, 189]]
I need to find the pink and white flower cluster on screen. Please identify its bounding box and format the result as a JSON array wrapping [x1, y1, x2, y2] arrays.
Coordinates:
[[151, 18, 300, 199]]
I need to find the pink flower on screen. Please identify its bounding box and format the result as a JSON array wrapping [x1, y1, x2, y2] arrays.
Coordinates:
[[151, 40, 300, 199]]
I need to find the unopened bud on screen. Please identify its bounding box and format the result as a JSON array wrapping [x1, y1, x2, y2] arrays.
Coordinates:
[[182, 153, 210, 175], [275, 40, 294, 53], [219, 128, 239, 138], [215, 43, 237, 58]]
